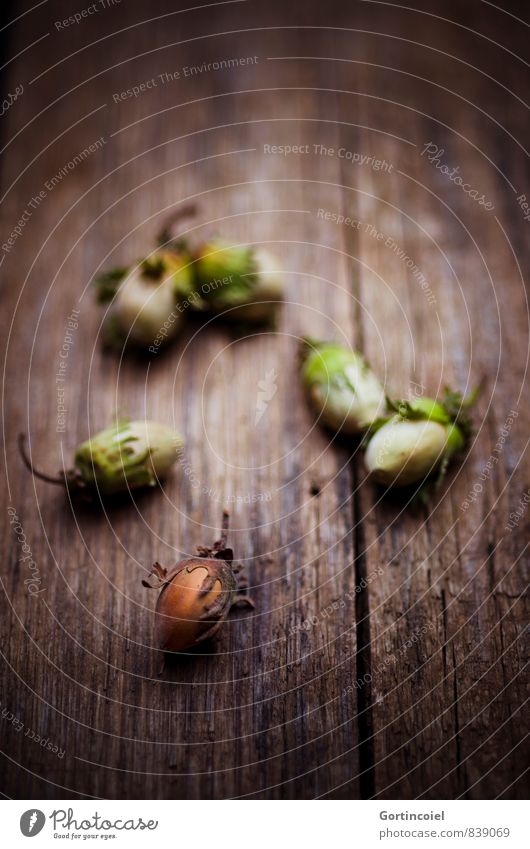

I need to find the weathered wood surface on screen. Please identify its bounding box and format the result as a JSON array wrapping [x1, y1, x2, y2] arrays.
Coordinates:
[[0, 0, 528, 799]]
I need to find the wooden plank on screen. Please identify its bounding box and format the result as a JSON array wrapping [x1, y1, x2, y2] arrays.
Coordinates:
[[332, 13, 529, 798], [1, 1, 362, 799]]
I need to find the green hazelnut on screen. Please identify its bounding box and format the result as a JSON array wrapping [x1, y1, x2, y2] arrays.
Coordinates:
[[364, 388, 477, 488], [365, 417, 454, 487], [191, 240, 284, 322], [74, 420, 183, 495], [194, 239, 255, 292], [95, 251, 193, 350], [19, 420, 184, 499]]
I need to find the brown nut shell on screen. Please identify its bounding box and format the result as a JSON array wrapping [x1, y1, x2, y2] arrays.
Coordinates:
[[155, 558, 236, 652]]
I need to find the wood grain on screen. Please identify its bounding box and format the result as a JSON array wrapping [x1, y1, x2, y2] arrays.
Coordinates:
[[0, 0, 528, 799]]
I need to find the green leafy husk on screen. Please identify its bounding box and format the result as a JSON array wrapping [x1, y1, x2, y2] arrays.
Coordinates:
[[74, 419, 183, 496], [300, 338, 387, 434]]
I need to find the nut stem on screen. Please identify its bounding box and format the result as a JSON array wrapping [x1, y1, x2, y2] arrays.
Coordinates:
[[157, 203, 198, 247]]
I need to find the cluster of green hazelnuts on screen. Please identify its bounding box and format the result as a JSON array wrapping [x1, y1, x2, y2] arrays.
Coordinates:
[[94, 212, 284, 351], [20, 212, 477, 500]]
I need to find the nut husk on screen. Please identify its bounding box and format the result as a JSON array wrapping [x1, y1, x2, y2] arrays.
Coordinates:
[[95, 250, 193, 350]]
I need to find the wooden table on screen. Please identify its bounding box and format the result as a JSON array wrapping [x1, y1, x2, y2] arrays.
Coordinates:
[[1, 0, 528, 799]]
